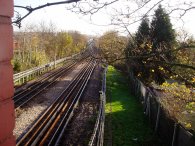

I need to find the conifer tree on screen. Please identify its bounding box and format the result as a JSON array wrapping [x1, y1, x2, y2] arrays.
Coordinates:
[[151, 5, 176, 60], [135, 17, 150, 47]]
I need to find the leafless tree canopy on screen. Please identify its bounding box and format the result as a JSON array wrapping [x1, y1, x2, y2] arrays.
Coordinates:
[[14, 0, 195, 29], [13, 0, 119, 27]]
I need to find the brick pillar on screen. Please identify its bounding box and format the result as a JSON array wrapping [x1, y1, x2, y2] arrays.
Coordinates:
[[0, 0, 16, 146]]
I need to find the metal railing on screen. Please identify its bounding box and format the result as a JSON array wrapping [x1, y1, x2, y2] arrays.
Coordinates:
[[14, 53, 79, 85], [88, 66, 107, 146]]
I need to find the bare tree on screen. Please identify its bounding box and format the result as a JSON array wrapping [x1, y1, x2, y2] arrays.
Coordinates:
[[13, 0, 120, 27], [13, 0, 195, 85], [13, 0, 195, 39]]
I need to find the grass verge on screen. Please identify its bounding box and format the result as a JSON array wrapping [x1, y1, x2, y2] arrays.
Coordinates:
[[104, 66, 163, 146]]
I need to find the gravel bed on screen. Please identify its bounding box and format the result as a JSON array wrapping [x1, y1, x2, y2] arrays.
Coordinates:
[[61, 63, 103, 145], [14, 62, 86, 139]]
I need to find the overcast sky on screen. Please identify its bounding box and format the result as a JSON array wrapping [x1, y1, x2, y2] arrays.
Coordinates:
[[13, 0, 195, 37]]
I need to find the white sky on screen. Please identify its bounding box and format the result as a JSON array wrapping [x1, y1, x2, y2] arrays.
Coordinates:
[[13, 0, 195, 37]]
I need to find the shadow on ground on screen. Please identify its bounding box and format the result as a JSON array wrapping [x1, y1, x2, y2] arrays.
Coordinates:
[[104, 66, 165, 146]]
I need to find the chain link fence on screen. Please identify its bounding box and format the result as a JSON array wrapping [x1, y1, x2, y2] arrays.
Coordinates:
[[128, 71, 195, 146]]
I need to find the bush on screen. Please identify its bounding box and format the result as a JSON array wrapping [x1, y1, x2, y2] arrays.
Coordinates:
[[13, 60, 21, 73]]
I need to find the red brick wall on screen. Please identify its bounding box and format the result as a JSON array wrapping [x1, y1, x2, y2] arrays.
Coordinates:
[[0, 0, 15, 146]]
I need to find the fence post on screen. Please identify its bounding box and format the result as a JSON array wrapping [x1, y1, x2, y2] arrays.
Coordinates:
[[155, 103, 161, 133], [144, 90, 150, 112], [147, 94, 151, 120], [171, 123, 178, 146]]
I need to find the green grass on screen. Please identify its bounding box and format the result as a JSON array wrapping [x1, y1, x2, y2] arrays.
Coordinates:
[[104, 66, 162, 146]]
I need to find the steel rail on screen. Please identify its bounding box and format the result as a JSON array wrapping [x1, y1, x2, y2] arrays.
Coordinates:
[[14, 62, 75, 100], [14, 51, 86, 97], [13, 53, 79, 83], [28, 62, 93, 146], [14, 61, 75, 98], [51, 61, 95, 146], [16, 60, 94, 146], [14, 61, 79, 109], [16, 61, 89, 145], [17, 60, 92, 144], [37, 61, 95, 146]]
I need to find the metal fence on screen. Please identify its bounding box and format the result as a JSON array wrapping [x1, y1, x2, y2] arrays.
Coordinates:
[[128, 71, 195, 146], [13, 53, 79, 85], [88, 66, 107, 146]]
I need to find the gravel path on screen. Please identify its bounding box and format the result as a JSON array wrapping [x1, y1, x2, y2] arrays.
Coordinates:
[[14, 62, 86, 139]]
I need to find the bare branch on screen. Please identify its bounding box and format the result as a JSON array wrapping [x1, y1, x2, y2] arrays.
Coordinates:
[[98, 44, 195, 69], [168, 6, 195, 17], [67, 0, 119, 15], [13, 0, 81, 26], [152, 61, 195, 70]]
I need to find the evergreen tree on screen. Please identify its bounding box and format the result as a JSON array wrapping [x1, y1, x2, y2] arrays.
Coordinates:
[[135, 17, 150, 47], [151, 5, 176, 60], [149, 5, 176, 84], [128, 17, 152, 83]]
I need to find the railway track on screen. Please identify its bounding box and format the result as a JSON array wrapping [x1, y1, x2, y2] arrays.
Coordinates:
[[16, 59, 96, 146], [14, 60, 74, 95], [14, 60, 79, 109]]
